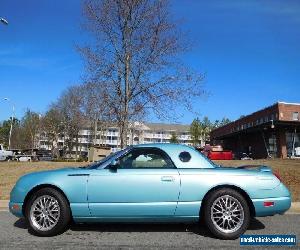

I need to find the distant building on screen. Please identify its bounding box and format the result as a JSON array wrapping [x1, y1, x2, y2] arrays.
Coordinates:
[[39, 122, 195, 156], [210, 102, 300, 159]]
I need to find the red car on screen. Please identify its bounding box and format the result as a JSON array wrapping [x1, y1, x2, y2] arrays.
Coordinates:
[[208, 150, 233, 160]]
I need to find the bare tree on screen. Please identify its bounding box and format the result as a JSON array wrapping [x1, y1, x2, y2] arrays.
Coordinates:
[[55, 86, 86, 159], [22, 109, 40, 151], [79, 0, 204, 148], [80, 82, 110, 146], [41, 107, 64, 158]]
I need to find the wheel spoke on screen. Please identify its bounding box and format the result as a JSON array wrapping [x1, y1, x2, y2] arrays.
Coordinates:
[[48, 215, 56, 224]]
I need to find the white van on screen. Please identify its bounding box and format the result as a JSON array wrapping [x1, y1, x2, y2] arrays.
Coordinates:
[[0, 144, 13, 161]]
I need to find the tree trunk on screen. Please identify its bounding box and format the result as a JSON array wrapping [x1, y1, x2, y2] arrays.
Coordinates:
[[94, 120, 97, 146], [120, 52, 130, 149], [75, 135, 79, 160], [120, 119, 128, 149]]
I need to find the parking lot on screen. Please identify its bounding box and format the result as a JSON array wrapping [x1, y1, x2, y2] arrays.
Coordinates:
[[0, 212, 299, 249]]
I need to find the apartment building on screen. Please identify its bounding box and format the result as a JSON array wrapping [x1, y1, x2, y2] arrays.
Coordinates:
[[39, 122, 193, 155]]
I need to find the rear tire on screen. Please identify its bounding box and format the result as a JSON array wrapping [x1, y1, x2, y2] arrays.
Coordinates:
[[203, 188, 250, 240], [25, 187, 71, 236]]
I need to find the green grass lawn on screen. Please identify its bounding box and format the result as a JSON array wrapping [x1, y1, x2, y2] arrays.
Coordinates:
[[0, 159, 299, 201]]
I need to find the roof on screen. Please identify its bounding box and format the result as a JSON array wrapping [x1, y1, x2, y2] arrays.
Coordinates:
[[144, 123, 190, 132], [278, 101, 300, 106]]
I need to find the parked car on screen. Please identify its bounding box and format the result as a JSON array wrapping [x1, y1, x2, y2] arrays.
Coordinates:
[[9, 144, 291, 239], [37, 154, 53, 161], [234, 152, 253, 160], [0, 144, 13, 161], [208, 150, 233, 160], [17, 156, 32, 162], [289, 147, 300, 159], [200, 144, 233, 160]]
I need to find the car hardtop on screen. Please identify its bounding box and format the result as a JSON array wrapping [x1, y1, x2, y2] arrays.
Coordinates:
[[122, 143, 216, 169]]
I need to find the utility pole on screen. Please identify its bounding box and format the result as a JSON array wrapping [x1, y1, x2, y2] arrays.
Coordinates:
[[3, 98, 15, 149]]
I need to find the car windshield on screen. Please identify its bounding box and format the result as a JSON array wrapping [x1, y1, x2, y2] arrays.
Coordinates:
[[84, 147, 130, 169]]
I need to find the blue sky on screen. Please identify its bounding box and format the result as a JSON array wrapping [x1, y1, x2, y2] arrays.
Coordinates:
[[0, 0, 299, 124]]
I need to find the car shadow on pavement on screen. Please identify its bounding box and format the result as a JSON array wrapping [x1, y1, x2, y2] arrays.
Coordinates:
[[71, 222, 210, 234], [14, 217, 265, 238], [14, 218, 28, 229], [248, 218, 265, 230]]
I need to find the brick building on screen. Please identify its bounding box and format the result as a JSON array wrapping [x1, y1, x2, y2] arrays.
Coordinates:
[[210, 102, 300, 159]]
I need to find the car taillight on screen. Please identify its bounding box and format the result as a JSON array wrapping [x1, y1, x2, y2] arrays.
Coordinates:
[[274, 172, 282, 182], [264, 201, 274, 207]]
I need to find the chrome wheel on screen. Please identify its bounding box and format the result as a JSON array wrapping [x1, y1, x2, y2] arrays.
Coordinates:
[[29, 195, 61, 231], [211, 195, 244, 234]]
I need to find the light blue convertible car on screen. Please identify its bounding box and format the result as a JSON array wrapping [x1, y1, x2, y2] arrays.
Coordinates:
[[9, 144, 291, 239]]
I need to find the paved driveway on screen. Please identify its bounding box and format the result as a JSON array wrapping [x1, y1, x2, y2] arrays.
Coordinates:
[[0, 212, 299, 249]]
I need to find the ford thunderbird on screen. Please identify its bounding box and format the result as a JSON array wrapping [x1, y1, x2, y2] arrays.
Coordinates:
[[9, 144, 291, 239]]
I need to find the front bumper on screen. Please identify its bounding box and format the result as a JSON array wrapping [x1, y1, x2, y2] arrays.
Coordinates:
[[9, 202, 24, 218], [252, 196, 291, 217]]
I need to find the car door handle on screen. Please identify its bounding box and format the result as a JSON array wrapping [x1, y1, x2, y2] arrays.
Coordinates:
[[161, 176, 175, 182]]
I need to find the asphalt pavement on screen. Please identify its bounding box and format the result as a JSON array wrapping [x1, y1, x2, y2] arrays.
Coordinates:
[[0, 212, 299, 249]]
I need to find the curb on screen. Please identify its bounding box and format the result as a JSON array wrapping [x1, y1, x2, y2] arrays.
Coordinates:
[[0, 200, 9, 211], [1, 200, 300, 213]]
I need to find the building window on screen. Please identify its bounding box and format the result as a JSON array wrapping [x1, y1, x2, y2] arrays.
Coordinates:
[[268, 135, 277, 156], [286, 132, 300, 156], [292, 112, 299, 121], [264, 116, 269, 122]]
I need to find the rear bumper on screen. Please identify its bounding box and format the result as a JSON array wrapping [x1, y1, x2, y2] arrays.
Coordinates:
[[9, 202, 24, 218], [252, 196, 291, 217]]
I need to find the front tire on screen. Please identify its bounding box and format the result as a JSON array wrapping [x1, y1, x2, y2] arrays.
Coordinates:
[[25, 187, 71, 236], [203, 188, 250, 240]]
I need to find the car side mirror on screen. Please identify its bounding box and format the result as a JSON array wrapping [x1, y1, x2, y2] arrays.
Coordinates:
[[109, 159, 119, 171]]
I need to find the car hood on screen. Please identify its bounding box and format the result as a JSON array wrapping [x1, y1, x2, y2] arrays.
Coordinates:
[[22, 166, 84, 176], [16, 167, 91, 187]]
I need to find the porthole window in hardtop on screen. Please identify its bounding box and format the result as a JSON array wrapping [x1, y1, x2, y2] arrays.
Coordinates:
[[179, 151, 191, 162]]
